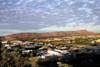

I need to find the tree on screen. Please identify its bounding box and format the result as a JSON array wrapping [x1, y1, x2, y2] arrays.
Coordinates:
[[0, 44, 31, 67], [57, 62, 73, 67], [70, 39, 73, 44], [29, 57, 40, 67]]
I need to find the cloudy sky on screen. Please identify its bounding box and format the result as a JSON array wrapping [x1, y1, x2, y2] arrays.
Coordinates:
[[0, 0, 100, 36]]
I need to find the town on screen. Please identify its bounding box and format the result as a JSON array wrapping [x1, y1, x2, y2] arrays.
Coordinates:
[[1, 34, 100, 67]]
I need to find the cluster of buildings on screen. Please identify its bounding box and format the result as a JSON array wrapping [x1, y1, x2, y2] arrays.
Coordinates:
[[37, 35, 100, 44], [37, 46, 100, 59], [1, 37, 100, 59]]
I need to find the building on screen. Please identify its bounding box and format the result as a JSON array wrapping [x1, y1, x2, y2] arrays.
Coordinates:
[[2, 41, 8, 44]]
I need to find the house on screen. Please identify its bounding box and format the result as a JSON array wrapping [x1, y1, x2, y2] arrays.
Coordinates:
[[36, 51, 46, 56], [53, 38, 62, 41], [11, 41, 22, 45], [47, 50, 63, 56], [27, 43, 34, 48], [38, 42, 44, 45], [2, 41, 8, 44], [48, 43, 52, 47], [41, 54, 53, 59], [77, 48, 86, 53], [66, 40, 71, 43], [22, 41, 33, 45], [43, 39, 50, 42], [6, 46, 11, 49], [54, 49, 69, 55], [92, 39, 100, 44], [3, 44, 10, 47], [91, 41, 96, 44], [70, 47, 78, 51], [96, 39, 100, 43], [22, 50, 33, 53], [61, 47, 69, 50], [2, 41, 10, 47], [41, 49, 68, 59]]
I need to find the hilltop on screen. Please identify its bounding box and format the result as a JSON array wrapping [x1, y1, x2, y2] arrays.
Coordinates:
[[5, 30, 96, 38]]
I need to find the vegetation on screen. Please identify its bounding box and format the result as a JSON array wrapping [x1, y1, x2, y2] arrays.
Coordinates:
[[15, 35, 65, 41], [57, 62, 73, 67], [0, 41, 73, 67], [0, 44, 31, 67], [66, 54, 100, 67], [0, 35, 100, 67], [72, 38, 99, 45]]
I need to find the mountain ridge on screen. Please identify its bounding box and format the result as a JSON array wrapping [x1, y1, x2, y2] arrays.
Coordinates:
[[5, 30, 97, 38]]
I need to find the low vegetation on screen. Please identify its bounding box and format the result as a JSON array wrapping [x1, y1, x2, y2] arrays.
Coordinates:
[[0, 34, 100, 67]]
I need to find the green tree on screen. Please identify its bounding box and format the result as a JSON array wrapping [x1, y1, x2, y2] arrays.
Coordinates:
[[57, 62, 73, 67], [29, 57, 40, 67], [0, 44, 30, 67]]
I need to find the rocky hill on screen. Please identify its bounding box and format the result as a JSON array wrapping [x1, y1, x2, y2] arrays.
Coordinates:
[[5, 30, 95, 38]]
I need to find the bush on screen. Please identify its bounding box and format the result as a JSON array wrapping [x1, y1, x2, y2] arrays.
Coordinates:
[[57, 62, 73, 67], [91, 44, 97, 46], [0, 45, 31, 67]]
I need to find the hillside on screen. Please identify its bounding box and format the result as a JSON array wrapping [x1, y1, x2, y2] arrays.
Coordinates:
[[5, 30, 95, 38]]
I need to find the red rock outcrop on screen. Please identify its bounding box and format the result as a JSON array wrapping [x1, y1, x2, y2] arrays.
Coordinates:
[[5, 30, 95, 38]]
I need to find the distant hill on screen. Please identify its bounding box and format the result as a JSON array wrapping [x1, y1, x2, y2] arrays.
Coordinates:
[[5, 30, 98, 38], [0, 36, 5, 38]]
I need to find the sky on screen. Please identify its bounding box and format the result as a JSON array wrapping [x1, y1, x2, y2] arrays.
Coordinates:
[[0, 0, 100, 36]]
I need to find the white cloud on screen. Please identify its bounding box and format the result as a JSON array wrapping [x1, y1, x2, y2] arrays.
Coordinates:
[[0, 0, 100, 35]]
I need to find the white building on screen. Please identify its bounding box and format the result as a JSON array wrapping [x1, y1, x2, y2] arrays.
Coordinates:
[[41, 49, 69, 59], [22, 50, 32, 53], [11, 41, 22, 45], [3, 44, 9, 47], [41, 54, 53, 59], [47, 50, 63, 56], [2, 41, 7, 44]]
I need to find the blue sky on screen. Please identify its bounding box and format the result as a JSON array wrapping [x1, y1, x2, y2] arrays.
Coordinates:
[[0, 0, 100, 36]]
